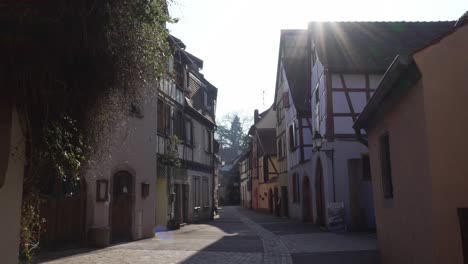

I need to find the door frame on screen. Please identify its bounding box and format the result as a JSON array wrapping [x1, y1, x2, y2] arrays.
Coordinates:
[[302, 175, 313, 222], [109, 170, 135, 242]]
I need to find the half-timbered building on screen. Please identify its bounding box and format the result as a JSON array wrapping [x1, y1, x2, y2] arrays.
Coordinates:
[[249, 106, 281, 215], [275, 30, 316, 221], [155, 35, 217, 229], [308, 21, 454, 229]]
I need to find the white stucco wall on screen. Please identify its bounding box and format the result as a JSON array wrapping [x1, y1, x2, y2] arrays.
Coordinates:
[[86, 92, 158, 241], [0, 107, 25, 264], [312, 140, 375, 229]]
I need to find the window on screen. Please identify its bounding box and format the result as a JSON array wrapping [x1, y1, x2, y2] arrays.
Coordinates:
[[283, 91, 290, 108], [193, 177, 200, 207], [174, 111, 184, 140], [202, 178, 209, 207], [204, 129, 212, 153], [292, 173, 300, 203], [258, 157, 264, 182], [380, 133, 393, 198], [167, 56, 174, 74], [157, 99, 171, 135], [204, 90, 209, 108], [185, 119, 193, 146], [276, 102, 283, 124], [289, 122, 296, 151], [277, 137, 283, 159], [174, 62, 184, 89], [362, 154, 371, 181]]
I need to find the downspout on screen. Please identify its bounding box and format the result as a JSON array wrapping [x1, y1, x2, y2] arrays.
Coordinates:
[[211, 126, 217, 221], [331, 149, 336, 202]]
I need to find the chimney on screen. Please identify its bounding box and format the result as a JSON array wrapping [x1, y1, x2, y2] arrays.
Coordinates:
[[254, 109, 259, 124]]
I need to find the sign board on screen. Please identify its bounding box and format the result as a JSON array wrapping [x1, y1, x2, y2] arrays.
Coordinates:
[[327, 202, 345, 231]]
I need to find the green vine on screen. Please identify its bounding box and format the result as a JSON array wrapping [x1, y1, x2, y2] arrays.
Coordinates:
[[42, 116, 88, 195], [1, 0, 177, 260], [19, 194, 45, 261], [160, 135, 182, 167]]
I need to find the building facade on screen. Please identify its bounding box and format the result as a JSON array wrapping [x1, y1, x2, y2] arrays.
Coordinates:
[[249, 107, 282, 215], [155, 36, 217, 228], [239, 151, 252, 209], [306, 21, 453, 229], [354, 19, 467, 264]]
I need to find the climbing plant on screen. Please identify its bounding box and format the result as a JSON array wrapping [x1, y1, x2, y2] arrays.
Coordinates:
[[1, 0, 177, 260], [160, 135, 182, 168]]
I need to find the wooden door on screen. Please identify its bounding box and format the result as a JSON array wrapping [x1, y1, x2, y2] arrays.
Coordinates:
[[111, 171, 133, 242], [281, 186, 289, 217], [40, 179, 87, 249], [348, 158, 364, 230], [183, 184, 189, 223], [315, 160, 326, 226], [302, 176, 313, 221]]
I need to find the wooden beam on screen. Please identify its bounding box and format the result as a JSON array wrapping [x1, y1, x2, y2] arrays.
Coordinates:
[[299, 118, 304, 162], [340, 74, 357, 123], [325, 70, 334, 141]]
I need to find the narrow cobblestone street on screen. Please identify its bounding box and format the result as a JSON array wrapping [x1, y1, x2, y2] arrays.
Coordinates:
[[37, 206, 378, 264]]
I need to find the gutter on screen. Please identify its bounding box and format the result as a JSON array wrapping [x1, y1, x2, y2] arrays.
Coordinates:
[[353, 55, 418, 144]]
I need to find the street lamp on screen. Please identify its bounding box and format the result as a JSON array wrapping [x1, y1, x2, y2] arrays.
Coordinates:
[[312, 131, 323, 151], [312, 131, 336, 202]]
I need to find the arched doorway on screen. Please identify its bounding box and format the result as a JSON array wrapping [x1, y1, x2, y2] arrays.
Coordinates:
[[111, 171, 134, 242], [302, 176, 313, 222], [268, 189, 273, 214], [315, 159, 326, 226]]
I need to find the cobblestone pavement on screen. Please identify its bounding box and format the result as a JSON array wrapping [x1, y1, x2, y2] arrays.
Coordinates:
[[238, 207, 379, 264], [37, 206, 379, 264]]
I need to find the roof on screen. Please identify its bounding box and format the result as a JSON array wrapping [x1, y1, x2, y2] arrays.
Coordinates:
[[169, 34, 186, 50], [282, 30, 311, 115], [186, 51, 204, 69], [185, 97, 216, 125], [353, 55, 420, 131], [309, 21, 455, 72], [274, 30, 310, 114], [257, 128, 277, 156]]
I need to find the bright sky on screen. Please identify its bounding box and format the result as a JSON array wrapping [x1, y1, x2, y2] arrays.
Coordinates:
[[168, 0, 467, 120]]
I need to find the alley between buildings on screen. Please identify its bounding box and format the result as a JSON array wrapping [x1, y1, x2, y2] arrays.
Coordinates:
[[36, 206, 378, 264]]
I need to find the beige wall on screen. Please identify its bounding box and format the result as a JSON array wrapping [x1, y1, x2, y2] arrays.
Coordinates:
[[155, 178, 168, 227], [0, 107, 25, 264], [414, 24, 468, 264], [86, 94, 158, 244], [257, 182, 278, 213], [368, 80, 436, 264]]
